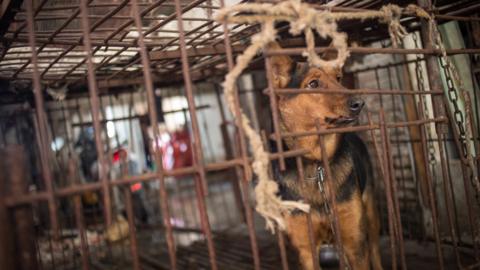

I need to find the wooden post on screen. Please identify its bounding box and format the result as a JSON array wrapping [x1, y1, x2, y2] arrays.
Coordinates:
[[0, 147, 15, 270], [8, 145, 39, 270]]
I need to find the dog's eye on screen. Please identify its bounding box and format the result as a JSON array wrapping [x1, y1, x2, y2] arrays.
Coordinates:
[[307, 79, 319, 89]]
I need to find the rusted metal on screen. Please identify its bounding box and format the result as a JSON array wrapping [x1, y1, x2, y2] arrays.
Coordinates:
[[315, 122, 347, 270], [0, 148, 15, 270], [8, 145, 38, 270], [173, 0, 218, 267], [73, 196, 90, 270], [266, 47, 480, 57], [119, 148, 141, 270], [376, 111, 398, 270], [436, 132, 463, 268], [128, 0, 177, 267], [295, 156, 320, 270], [265, 57, 286, 171], [276, 231, 289, 270], [271, 117, 446, 140], [444, 97, 480, 260], [25, 0, 59, 238], [416, 96, 445, 269], [79, 0, 113, 227], [465, 95, 480, 242], [380, 109, 407, 270], [124, 188, 141, 270], [66, 153, 90, 270], [262, 130, 289, 270], [2, 1, 480, 270], [269, 88, 444, 95]]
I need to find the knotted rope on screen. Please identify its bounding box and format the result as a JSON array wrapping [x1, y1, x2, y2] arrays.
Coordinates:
[[216, 0, 431, 232]]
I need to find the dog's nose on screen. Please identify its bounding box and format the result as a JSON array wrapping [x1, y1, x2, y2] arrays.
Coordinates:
[[348, 98, 365, 114]]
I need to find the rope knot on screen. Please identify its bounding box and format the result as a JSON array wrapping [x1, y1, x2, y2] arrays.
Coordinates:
[[380, 4, 407, 47], [405, 4, 431, 20]]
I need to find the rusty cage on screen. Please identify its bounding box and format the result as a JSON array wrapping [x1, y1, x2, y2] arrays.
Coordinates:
[[0, 0, 480, 269]]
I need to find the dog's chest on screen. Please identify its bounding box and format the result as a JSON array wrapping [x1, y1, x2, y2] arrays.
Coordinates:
[[278, 154, 354, 209]]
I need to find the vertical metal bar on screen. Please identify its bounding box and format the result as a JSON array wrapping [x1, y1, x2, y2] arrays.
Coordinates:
[[465, 92, 480, 198], [306, 213, 320, 270], [381, 109, 407, 270], [417, 0, 447, 128], [216, 0, 260, 267], [461, 92, 480, 260], [214, 86, 245, 222], [416, 100, 445, 269], [276, 231, 289, 270], [124, 189, 141, 270], [173, 0, 218, 268], [119, 154, 141, 270], [443, 94, 479, 251], [8, 146, 39, 270], [437, 132, 463, 268], [387, 66, 408, 205], [66, 159, 79, 269], [78, 0, 113, 226], [173, 2, 208, 197], [315, 122, 346, 269], [128, 0, 177, 268], [374, 69, 384, 109], [0, 149, 15, 270], [76, 97, 112, 261], [60, 103, 74, 157], [74, 196, 90, 270], [261, 131, 289, 270], [374, 111, 397, 270], [295, 157, 320, 270], [25, 0, 59, 238], [265, 57, 286, 171]]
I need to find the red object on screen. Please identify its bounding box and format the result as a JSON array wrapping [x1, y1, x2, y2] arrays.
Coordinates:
[[158, 128, 193, 170], [112, 148, 127, 163], [130, 183, 142, 192], [112, 149, 141, 192]]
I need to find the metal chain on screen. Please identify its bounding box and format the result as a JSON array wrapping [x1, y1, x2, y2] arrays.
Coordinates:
[[307, 166, 350, 269], [435, 31, 469, 158], [431, 21, 480, 204], [412, 33, 437, 165]]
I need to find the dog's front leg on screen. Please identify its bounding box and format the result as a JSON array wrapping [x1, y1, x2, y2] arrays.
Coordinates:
[[338, 194, 370, 270], [285, 213, 330, 270]]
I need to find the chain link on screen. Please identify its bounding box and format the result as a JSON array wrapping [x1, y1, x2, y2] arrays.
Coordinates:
[[412, 33, 437, 165], [308, 166, 350, 269], [435, 31, 469, 158]]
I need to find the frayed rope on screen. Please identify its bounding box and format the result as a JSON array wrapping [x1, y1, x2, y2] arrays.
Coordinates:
[[215, 0, 431, 233]]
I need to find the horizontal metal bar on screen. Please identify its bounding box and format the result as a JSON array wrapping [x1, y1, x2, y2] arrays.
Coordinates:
[[273, 117, 447, 139], [2, 114, 447, 207], [265, 47, 480, 56], [267, 88, 444, 95], [2, 147, 307, 206]]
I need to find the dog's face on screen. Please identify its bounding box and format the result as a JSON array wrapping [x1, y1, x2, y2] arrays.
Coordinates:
[[269, 43, 364, 160]]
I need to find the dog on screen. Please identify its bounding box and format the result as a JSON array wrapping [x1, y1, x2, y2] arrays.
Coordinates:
[[268, 42, 383, 270]]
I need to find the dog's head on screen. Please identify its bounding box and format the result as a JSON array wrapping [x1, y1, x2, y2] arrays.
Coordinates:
[[269, 42, 364, 160]]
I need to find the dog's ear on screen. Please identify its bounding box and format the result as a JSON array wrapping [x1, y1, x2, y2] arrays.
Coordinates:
[[266, 42, 293, 88], [321, 43, 343, 81], [323, 66, 343, 81]]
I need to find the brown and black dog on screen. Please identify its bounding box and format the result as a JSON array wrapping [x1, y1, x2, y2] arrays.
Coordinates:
[[268, 43, 383, 270]]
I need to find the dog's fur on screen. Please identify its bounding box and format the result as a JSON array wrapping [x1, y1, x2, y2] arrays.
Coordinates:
[[269, 43, 383, 270]]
